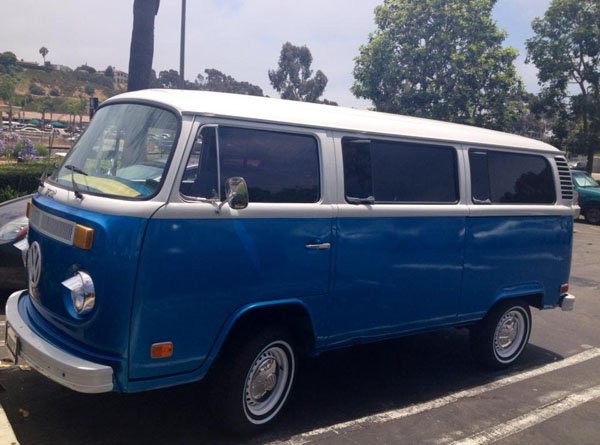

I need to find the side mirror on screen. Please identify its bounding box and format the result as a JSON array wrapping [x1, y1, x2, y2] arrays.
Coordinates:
[[218, 177, 249, 212]]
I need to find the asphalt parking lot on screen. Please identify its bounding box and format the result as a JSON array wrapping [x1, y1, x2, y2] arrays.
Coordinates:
[[0, 221, 598, 444]]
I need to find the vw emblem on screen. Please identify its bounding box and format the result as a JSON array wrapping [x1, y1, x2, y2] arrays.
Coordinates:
[[28, 241, 42, 291]]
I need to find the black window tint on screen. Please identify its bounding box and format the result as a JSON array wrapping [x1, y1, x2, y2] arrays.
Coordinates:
[[219, 127, 320, 203], [342, 140, 373, 199], [342, 137, 458, 203], [180, 126, 218, 199], [469, 150, 556, 204], [469, 151, 490, 203]]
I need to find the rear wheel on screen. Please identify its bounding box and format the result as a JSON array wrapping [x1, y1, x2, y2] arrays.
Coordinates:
[[471, 299, 531, 369], [209, 327, 296, 435], [584, 206, 600, 225]]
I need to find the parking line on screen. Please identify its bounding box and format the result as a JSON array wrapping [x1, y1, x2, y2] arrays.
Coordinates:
[[0, 404, 18, 445], [276, 347, 600, 444], [450, 383, 600, 445]]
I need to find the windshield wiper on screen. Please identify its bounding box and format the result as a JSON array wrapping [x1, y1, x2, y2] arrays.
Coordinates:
[[64, 164, 88, 200]]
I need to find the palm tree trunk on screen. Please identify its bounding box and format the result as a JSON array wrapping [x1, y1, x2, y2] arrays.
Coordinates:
[[127, 0, 160, 92]]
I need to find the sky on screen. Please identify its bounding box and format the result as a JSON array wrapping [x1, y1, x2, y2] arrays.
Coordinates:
[[0, 0, 552, 109]]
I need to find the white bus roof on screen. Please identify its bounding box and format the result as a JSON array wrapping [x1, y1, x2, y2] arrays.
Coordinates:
[[105, 89, 558, 153]]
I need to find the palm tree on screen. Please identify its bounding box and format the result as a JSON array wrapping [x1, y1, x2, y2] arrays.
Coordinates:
[[127, 0, 160, 92], [39, 47, 49, 64]]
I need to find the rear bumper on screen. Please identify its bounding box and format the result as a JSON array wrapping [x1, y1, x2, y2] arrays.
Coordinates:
[[559, 293, 575, 311], [4, 290, 114, 393]]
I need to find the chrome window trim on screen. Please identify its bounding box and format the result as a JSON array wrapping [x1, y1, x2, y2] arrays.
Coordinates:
[[466, 147, 559, 206], [172, 117, 330, 206]]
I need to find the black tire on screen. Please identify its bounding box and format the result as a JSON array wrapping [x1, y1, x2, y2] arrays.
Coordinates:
[[584, 206, 600, 225], [470, 299, 531, 370], [208, 327, 296, 435]]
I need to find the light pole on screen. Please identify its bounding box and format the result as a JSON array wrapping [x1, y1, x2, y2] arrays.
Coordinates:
[[180, 0, 186, 89]]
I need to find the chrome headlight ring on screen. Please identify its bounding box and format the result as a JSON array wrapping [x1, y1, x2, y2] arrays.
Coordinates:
[[62, 271, 96, 315]]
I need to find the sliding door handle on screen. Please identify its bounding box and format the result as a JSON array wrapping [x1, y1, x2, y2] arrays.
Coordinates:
[[305, 243, 331, 250]]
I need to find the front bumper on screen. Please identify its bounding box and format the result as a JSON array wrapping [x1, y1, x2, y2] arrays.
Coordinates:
[[4, 290, 114, 393]]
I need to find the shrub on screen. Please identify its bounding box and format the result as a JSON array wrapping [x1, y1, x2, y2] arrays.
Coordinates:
[[15, 138, 36, 160], [49, 87, 60, 96], [35, 143, 49, 157], [29, 84, 45, 95], [0, 129, 21, 158], [0, 185, 22, 203], [0, 162, 47, 197]]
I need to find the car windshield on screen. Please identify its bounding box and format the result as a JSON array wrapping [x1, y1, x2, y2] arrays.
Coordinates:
[[573, 172, 599, 188], [51, 103, 179, 199]]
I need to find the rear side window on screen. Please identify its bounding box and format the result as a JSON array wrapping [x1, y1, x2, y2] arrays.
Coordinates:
[[180, 126, 320, 203], [342, 137, 458, 204], [469, 150, 556, 204]]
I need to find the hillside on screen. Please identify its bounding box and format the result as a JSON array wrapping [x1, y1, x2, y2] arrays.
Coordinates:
[[16, 68, 125, 102], [1, 51, 126, 117]]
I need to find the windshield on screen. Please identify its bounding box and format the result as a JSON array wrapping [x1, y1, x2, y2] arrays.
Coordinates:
[[51, 103, 179, 199], [573, 172, 599, 188]]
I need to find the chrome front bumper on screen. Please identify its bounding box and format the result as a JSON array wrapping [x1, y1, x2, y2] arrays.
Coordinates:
[[4, 290, 113, 393]]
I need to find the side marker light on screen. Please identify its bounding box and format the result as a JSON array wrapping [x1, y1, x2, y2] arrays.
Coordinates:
[[151, 342, 174, 359]]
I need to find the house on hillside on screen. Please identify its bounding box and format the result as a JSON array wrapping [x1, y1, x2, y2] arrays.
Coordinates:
[[113, 70, 128, 85]]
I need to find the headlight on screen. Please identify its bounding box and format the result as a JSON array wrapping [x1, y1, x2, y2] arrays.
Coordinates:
[[0, 216, 28, 241], [62, 271, 96, 315]]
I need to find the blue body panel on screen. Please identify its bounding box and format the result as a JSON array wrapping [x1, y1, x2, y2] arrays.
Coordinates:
[[26, 195, 149, 390], [308, 216, 465, 348], [461, 215, 573, 315], [129, 216, 332, 380], [21, 195, 573, 393]]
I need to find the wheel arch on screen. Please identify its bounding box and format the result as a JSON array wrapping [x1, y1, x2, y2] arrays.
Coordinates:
[[491, 284, 545, 311], [206, 299, 317, 371]]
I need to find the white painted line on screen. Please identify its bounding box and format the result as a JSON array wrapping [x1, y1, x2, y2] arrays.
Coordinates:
[[0, 404, 19, 445], [275, 347, 600, 444], [451, 383, 600, 445]]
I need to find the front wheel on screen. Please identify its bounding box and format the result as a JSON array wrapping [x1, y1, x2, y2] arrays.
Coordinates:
[[209, 328, 296, 435], [471, 299, 531, 370]]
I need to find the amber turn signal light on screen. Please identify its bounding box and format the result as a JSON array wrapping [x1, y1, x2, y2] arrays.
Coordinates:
[[73, 224, 94, 250], [26, 201, 32, 218], [151, 342, 173, 359]]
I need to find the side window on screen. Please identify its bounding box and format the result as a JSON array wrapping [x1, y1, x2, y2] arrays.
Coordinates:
[[180, 126, 218, 199], [469, 150, 556, 204], [181, 125, 320, 203], [341, 137, 459, 204], [219, 127, 320, 203]]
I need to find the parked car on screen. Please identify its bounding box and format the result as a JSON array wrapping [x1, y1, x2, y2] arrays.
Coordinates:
[[0, 195, 31, 292], [19, 126, 44, 134], [571, 170, 600, 224]]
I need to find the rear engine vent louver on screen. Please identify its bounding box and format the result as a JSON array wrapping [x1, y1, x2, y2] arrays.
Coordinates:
[[554, 156, 573, 200]]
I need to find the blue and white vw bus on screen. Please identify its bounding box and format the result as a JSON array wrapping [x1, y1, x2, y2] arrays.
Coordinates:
[[5, 90, 575, 433]]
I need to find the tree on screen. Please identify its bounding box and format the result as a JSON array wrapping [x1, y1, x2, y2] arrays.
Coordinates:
[[128, 0, 160, 92], [84, 85, 95, 97], [526, 0, 600, 172], [157, 69, 181, 89], [196, 68, 264, 96], [352, 0, 524, 131], [0, 51, 18, 74], [0, 75, 17, 128], [104, 66, 114, 78], [268, 42, 329, 103], [39, 46, 49, 64]]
